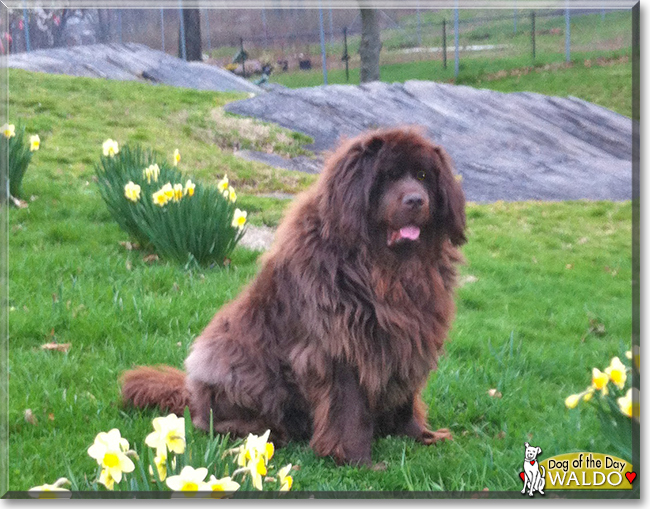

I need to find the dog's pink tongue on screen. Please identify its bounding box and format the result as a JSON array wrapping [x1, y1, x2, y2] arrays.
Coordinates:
[[399, 226, 420, 241]]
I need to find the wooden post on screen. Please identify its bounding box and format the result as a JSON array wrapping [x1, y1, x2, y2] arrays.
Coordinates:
[[531, 11, 535, 61], [442, 18, 447, 69]]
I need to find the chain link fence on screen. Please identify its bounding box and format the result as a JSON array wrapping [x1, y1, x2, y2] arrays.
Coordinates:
[[1, 8, 632, 84]]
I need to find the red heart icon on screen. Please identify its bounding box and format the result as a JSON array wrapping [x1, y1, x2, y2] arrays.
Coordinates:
[[530, 460, 535, 465], [625, 472, 636, 484], [519, 472, 525, 482]]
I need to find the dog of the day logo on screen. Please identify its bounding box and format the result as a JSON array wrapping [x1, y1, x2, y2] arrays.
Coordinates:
[[520, 448, 636, 492]]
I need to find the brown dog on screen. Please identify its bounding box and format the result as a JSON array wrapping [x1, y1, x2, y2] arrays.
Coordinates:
[[121, 127, 466, 466]]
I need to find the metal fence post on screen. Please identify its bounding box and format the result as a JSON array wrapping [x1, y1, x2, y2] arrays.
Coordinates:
[[454, 7, 459, 79], [22, 4, 30, 52], [329, 8, 334, 46], [204, 9, 211, 54], [118, 9, 123, 44], [179, 2, 187, 61], [262, 9, 268, 48], [442, 18, 447, 69], [513, 4, 517, 34], [531, 11, 535, 61], [160, 9, 165, 52], [343, 27, 349, 82], [417, 3, 422, 47], [318, 6, 328, 85], [565, 4, 570, 62]]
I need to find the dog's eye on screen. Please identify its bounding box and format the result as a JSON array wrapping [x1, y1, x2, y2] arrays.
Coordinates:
[[416, 170, 426, 181]]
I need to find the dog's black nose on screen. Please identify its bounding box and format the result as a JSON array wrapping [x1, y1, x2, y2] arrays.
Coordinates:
[[403, 193, 424, 209]]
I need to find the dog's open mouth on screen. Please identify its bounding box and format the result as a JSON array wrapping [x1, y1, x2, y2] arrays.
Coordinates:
[[387, 225, 421, 247]]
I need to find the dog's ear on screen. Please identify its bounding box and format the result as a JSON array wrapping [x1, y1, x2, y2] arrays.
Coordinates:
[[524, 442, 530, 448], [537, 447, 542, 455], [432, 145, 466, 246], [318, 134, 383, 245]]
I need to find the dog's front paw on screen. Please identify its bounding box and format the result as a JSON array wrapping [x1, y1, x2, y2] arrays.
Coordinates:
[[420, 428, 453, 445]]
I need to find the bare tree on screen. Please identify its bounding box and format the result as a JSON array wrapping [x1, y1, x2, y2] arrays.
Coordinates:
[[359, 8, 381, 83], [179, 8, 202, 61]]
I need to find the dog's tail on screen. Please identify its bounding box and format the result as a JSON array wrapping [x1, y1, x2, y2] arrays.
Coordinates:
[[120, 366, 189, 416]]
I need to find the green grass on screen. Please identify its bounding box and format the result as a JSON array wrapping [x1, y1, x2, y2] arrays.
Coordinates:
[[6, 68, 633, 493]]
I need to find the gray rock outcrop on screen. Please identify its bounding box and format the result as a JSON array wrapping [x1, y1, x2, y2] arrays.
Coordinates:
[[4, 43, 262, 94], [225, 81, 632, 202]]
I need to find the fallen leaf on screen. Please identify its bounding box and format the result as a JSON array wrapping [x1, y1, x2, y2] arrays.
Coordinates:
[[532, 256, 538, 264], [566, 264, 573, 269], [578, 237, 589, 245], [172, 282, 180, 292], [125, 259, 132, 271], [41, 342, 71, 353], [459, 275, 479, 287], [487, 388, 502, 399], [48, 413, 55, 421], [291, 465, 301, 471], [371, 461, 388, 471], [143, 254, 159, 264], [176, 342, 182, 347], [52, 293, 58, 303], [496, 431, 506, 440], [483, 488, 489, 491], [30, 195, 39, 202], [24, 409, 37, 425]]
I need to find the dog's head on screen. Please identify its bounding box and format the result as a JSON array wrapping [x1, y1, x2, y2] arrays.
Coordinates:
[[524, 442, 542, 461], [318, 127, 466, 253]]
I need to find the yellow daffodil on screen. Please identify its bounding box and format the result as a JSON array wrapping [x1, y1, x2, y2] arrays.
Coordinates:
[[148, 451, 176, 482], [99, 468, 116, 490], [124, 181, 141, 202], [87, 428, 135, 484], [247, 454, 267, 490], [102, 139, 119, 157], [206, 475, 240, 494], [617, 388, 632, 417], [591, 368, 610, 394], [223, 186, 237, 203], [184, 179, 196, 197], [2, 123, 15, 138], [277, 463, 293, 491], [233, 430, 273, 467], [162, 182, 174, 199], [28, 477, 71, 498], [173, 183, 184, 202], [142, 164, 160, 184], [173, 149, 181, 166], [153, 189, 169, 207], [232, 208, 247, 230], [165, 465, 208, 491], [29, 134, 40, 151], [565, 388, 593, 409], [605, 356, 627, 390], [217, 174, 229, 193], [145, 414, 186, 457]]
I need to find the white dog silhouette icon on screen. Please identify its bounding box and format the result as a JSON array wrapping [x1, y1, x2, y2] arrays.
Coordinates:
[[521, 442, 546, 496]]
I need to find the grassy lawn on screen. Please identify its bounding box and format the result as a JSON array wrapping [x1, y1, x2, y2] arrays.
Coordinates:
[[6, 66, 632, 493]]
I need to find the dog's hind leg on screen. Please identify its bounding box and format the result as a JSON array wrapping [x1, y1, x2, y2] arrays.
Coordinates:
[[388, 394, 453, 445]]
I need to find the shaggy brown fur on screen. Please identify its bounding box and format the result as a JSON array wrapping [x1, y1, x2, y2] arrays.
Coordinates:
[[121, 127, 466, 465]]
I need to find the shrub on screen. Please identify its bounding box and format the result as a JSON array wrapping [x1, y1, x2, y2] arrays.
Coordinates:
[[1, 121, 40, 201], [95, 142, 246, 267], [28, 410, 295, 496]]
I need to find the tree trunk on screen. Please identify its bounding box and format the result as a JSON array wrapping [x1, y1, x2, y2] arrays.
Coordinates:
[[179, 9, 202, 61], [359, 9, 381, 83]]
